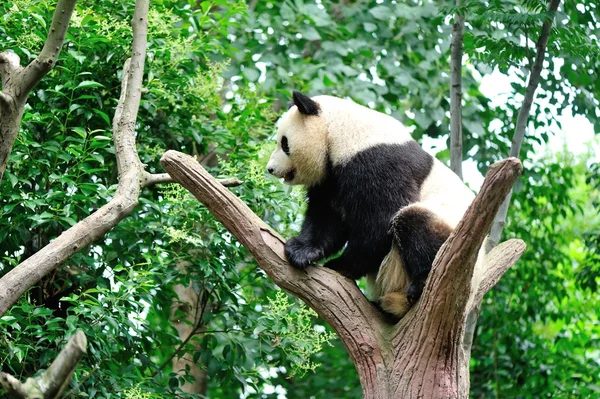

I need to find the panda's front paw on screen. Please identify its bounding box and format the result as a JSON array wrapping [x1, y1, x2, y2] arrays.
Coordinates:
[[285, 237, 323, 269]]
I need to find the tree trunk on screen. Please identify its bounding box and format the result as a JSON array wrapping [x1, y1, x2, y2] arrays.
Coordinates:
[[161, 151, 526, 398], [170, 261, 208, 395]]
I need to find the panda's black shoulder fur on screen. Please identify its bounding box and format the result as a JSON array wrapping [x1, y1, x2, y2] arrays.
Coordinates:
[[302, 141, 434, 278]]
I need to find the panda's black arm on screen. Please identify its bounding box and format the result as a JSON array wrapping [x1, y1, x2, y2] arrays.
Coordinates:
[[324, 215, 392, 280], [285, 189, 347, 269]]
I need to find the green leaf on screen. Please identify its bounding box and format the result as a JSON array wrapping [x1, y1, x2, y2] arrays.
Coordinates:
[[6, 172, 18, 188], [369, 6, 391, 21], [68, 49, 86, 64], [243, 67, 260, 82], [72, 127, 87, 139], [31, 13, 46, 29], [93, 109, 111, 126], [363, 22, 377, 33], [301, 26, 321, 41], [76, 80, 104, 90]]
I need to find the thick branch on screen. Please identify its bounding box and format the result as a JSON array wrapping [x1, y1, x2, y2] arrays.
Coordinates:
[[488, 0, 561, 249], [0, 0, 150, 317], [450, 1, 465, 180], [0, 330, 87, 398], [160, 150, 392, 396]]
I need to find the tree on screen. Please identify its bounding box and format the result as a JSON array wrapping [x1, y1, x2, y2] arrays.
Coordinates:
[[1, 0, 599, 397], [161, 150, 525, 398]]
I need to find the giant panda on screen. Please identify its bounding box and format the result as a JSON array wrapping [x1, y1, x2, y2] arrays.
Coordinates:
[[267, 91, 485, 320]]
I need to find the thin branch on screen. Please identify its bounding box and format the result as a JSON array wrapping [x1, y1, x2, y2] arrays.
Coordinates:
[[471, 238, 526, 311], [463, 238, 525, 356], [0, 0, 150, 317], [488, 0, 561, 249], [113, 0, 148, 177], [20, 0, 78, 95], [0, 330, 87, 398], [153, 287, 213, 378], [450, 0, 465, 180], [142, 172, 244, 187]]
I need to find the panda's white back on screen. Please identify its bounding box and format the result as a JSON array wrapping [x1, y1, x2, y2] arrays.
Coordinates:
[[419, 159, 476, 228], [312, 95, 414, 166]]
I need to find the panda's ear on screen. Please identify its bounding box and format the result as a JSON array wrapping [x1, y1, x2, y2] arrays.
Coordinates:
[[292, 91, 320, 116]]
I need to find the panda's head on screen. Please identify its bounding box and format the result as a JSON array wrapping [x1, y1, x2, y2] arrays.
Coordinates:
[[266, 91, 413, 187], [266, 91, 329, 187]]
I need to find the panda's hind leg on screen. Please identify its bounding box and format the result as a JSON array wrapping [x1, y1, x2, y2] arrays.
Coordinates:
[[379, 292, 410, 321], [390, 203, 454, 305]]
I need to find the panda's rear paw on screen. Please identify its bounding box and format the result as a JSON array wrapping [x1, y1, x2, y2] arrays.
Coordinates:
[[407, 279, 425, 306], [285, 237, 323, 269]]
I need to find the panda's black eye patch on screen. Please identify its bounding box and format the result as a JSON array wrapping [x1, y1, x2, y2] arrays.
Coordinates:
[[281, 136, 290, 155]]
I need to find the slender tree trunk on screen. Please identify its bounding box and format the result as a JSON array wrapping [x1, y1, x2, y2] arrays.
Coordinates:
[[488, 0, 561, 249], [450, 0, 465, 180], [170, 261, 208, 395]]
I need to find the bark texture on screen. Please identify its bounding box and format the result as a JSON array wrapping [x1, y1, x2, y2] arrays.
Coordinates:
[[170, 261, 208, 395], [488, 0, 561, 249], [161, 151, 526, 398], [0, 0, 78, 182], [0, 330, 87, 398]]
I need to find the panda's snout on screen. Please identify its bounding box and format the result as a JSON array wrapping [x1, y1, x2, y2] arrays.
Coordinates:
[[267, 167, 275, 174]]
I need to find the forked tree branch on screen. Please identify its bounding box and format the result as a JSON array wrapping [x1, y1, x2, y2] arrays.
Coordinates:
[[0, 0, 150, 318], [161, 151, 526, 398], [450, 0, 465, 180], [0, 330, 87, 398], [0, 0, 77, 182], [488, 0, 561, 249]]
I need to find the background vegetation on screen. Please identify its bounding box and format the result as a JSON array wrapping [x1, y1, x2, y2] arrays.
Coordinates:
[[1, 0, 599, 397]]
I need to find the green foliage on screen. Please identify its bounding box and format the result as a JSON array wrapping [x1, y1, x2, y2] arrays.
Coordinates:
[[261, 291, 336, 377], [123, 386, 157, 399]]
